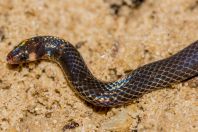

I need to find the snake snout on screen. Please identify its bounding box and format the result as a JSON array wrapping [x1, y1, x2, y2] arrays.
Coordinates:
[[6, 53, 14, 64]]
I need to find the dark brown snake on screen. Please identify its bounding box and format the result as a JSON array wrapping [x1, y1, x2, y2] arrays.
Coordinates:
[[6, 36, 198, 107]]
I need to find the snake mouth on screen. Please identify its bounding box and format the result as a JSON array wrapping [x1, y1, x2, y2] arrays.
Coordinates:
[[6, 51, 20, 64], [6, 54, 18, 64], [6, 53, 14, 64]]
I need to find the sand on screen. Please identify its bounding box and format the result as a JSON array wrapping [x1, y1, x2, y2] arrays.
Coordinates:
[[0, 0, 197, 131]]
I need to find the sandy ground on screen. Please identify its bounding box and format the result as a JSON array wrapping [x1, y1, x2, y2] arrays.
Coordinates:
[[0, 0, 197, 131]]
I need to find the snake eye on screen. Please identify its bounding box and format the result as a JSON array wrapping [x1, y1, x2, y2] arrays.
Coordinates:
[[20, 53, 28, 60]]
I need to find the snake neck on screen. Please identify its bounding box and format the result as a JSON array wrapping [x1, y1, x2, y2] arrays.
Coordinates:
[[29, 36, 96, 83], [44, 40, 133, 106], [57, 44, 94, 81]]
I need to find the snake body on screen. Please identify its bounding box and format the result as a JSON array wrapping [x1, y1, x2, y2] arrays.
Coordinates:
[[6, 36, 198, 107]]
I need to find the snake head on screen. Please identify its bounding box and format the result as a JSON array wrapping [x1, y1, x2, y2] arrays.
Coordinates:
[[7, 37, 46, 64]]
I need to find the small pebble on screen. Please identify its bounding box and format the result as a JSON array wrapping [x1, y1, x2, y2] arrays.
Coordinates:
[[0, 27, 5, 42], [62, 121, 79, 131]]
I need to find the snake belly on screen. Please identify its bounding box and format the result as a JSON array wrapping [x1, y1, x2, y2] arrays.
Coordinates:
[[6, 36, 198, 107]]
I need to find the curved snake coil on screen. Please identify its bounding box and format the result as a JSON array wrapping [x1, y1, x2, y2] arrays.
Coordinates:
[[6, 36, 198, 107]]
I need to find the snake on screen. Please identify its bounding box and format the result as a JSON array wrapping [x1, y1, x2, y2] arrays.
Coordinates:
[[6, 36, 198, 107]]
